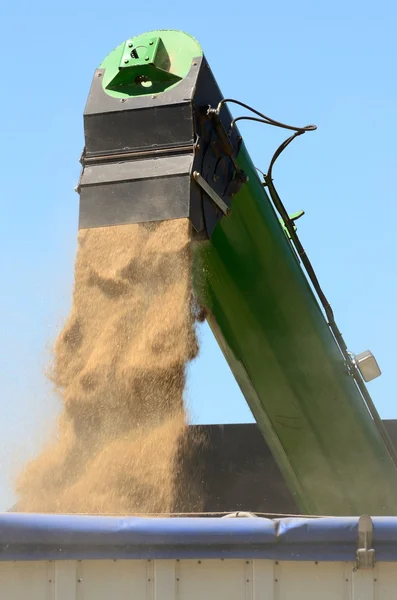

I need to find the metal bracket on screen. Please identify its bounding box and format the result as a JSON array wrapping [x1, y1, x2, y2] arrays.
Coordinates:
[[192, 171, 231, 216], [279, 210, 305, 239], [356, 515, 375, 569], [107, 36, 182, 91], [119, 37, 161, 69]]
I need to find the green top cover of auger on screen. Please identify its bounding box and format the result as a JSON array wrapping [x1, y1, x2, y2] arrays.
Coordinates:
[[100, 31, 202, 98], [81, 30, 397, 515]]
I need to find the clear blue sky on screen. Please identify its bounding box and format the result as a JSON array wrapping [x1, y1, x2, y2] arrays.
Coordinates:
[[1, 0, 396, 511]]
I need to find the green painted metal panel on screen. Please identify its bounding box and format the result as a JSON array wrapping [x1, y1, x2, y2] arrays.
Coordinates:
[[193, 143, 397, 515]]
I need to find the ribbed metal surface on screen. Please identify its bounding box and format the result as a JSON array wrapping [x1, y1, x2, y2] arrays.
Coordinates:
[[0, 558, 387, 600]]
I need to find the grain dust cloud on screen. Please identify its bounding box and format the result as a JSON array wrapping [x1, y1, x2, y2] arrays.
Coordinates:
[[16, 219, 205, 514]]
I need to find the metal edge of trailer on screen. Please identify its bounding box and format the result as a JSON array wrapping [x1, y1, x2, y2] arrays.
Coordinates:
[[0, 513, 396, 562]]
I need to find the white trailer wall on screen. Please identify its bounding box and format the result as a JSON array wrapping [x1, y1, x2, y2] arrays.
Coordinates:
[[0, 558, 395, 600]]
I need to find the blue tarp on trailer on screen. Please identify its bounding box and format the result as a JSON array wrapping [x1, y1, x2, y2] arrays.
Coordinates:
[[0, 513, 396, 561]]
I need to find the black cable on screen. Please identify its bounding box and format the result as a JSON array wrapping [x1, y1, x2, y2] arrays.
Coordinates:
[[230, 115, 315, 134], [267, 131, 304, 180], [264, 135, 397, 468], [213, 98, 317, 134]]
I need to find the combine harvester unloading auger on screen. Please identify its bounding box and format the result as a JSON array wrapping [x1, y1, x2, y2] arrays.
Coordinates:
[[77, 29, 397, 516]]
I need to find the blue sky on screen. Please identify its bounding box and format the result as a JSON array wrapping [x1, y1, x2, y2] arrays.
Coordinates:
[[0, 0, 396, 511]]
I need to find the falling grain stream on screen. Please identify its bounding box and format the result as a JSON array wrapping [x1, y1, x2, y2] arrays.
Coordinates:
[[17, 219, 205, 514]]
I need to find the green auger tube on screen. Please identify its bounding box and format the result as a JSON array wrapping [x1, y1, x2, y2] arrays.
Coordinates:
[[76, 29, 397, 515]]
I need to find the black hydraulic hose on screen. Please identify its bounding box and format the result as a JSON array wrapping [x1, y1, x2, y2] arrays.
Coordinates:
[[230, 116, 314, 134], [265, 133, 338, 341], [213, 98, 317, 134], [265, 136, 397, 468]]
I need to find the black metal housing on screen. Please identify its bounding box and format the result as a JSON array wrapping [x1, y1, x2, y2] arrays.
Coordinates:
[[78, 57, 242, 238]]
